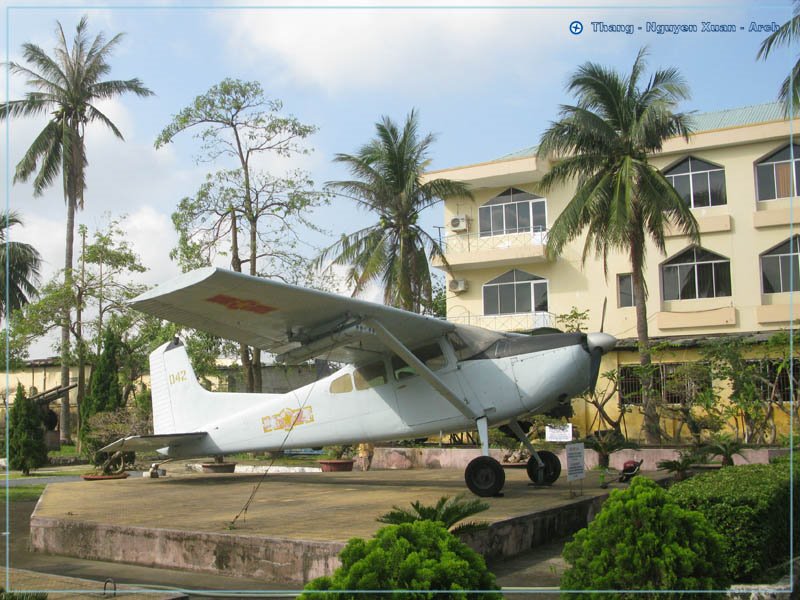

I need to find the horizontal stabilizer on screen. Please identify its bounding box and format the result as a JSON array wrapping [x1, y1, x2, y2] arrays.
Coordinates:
[[99, 432, 207, 453]]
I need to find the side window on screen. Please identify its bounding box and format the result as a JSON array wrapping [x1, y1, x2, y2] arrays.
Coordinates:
[[618, 273, 634, 308], [329, 373, 353, 394], [353, 362, 388, 390], [392, 343, 447, 380]]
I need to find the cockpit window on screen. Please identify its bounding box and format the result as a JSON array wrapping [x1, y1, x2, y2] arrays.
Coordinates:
[[329, 373, 353, 394], [447, 325, 503, 360], [392, 342, 446, 380], [353, 362, 388, 390]]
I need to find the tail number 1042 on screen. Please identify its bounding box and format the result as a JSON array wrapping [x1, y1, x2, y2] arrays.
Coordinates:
[[169, 370, 187, 385]]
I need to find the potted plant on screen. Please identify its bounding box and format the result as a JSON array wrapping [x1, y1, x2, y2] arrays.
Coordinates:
[[319, 445, 355, 472], [583, 429, 638, 468], [656, 450, 699, 482], [702, 433, 745, 467]]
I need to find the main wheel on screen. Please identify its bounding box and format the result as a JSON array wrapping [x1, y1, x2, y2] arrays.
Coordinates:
[[465, 456, 505, 497], [526, 450, 562, 485]]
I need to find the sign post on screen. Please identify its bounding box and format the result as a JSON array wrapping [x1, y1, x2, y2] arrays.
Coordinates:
[[545, 423, 573, 442], [566, 442, 585, 497]]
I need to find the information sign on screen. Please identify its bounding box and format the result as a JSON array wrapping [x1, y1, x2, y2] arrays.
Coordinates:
[[566, 442, 585, 482]]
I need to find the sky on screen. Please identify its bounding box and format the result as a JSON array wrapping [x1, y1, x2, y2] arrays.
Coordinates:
[[1, 0, 796, 358]]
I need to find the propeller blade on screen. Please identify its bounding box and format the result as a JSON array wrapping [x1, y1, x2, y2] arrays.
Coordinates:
[[600, 297, 607, 333]]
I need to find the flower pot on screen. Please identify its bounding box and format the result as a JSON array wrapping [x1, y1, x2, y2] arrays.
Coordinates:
[[318, 459, 354, 472], [81, 472, 129, 481]]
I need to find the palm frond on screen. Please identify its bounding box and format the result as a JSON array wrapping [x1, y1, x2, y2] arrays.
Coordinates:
[[757, 4, 800, 60]]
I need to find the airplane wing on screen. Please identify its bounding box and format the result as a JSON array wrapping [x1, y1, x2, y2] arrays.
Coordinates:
[[130, 267, 455, 364], [99, 432, 208, 453]]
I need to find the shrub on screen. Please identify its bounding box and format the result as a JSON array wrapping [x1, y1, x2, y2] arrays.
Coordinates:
[[377, 494, 489, 535], [8, 384, 47, 475], [82, 407, 150, 467], [299, 520, 501, 599], [561, 477, 728, 599], [668, 462, 799, 582]]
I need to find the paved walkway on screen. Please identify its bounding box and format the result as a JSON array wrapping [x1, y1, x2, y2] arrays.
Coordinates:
[[4, 569, 187, 599]]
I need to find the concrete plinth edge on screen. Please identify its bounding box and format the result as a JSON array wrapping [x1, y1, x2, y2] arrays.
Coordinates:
[[29, 516, 345, 585]]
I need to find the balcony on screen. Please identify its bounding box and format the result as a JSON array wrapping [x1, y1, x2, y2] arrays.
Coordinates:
[[434, 228, 548, 271], [447, 311, 555, 333]]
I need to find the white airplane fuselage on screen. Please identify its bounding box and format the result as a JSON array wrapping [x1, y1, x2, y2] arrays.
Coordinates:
[[152, 333, 599, 458]]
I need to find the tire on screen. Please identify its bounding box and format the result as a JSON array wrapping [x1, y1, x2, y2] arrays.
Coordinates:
[[527, 450, 561, 485], [465, 456, 505, 497]]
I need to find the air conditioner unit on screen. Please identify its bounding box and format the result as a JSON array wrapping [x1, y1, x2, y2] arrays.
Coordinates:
[[448, 279, 469, 293], [449, 215, 468, 232]]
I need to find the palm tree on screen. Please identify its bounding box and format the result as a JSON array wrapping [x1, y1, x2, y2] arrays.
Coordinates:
[[757, 0, 800, 114], [377, 494, 489, 535], [1, 16, 153, 442], [537, 48, 699, 444], [0, 211, 41, 317], [316, 109, 471, 312]]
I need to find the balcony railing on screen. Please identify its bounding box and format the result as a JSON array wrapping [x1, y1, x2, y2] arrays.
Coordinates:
[[442, 227, 548, 255], [447, 311, 556, 332]]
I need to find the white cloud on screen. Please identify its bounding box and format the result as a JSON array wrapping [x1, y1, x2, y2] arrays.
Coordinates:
[[216, 7, 566, 94], [124, 205, 181, 285]]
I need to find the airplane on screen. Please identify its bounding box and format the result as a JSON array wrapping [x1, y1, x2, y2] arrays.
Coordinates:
[[102, 267, 616, 497]]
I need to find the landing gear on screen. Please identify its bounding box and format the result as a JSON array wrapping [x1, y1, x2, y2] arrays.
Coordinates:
[[526, 450, 561, 485], [465, 456, 505, 497]]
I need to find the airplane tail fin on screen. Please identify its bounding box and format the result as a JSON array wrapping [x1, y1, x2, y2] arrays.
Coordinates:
[[149, 338, 210, 434]]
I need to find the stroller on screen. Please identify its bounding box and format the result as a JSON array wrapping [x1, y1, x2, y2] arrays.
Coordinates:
[[618, 459, 644, 483]]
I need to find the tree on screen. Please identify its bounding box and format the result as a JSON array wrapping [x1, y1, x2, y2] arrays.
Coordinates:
[[561, 477, 729, 598], [757, 0, 800, 114], [537, 48, 699, 444], [316, 109, 472, 312], [1, 16, 153, 442], [8, 383, 47, 475], [0, 211, 41, 318], [156, 79, 324, 393], [79, 328, 122, 451]]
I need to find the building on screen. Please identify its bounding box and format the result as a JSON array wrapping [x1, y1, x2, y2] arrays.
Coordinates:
[[429, 102, 797, 442]]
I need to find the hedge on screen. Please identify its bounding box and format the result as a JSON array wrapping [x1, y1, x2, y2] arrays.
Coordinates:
[[668, 461, 799, 583]]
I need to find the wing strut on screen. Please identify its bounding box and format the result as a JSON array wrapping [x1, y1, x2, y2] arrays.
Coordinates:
[[365, 318, 483, 422]]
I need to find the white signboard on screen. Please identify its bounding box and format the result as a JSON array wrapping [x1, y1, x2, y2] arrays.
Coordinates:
[[545, 424, 573, 442], [566, 443, 585, 482]]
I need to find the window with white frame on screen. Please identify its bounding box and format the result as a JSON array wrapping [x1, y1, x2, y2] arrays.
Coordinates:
[[756, 144, 800, 201], [618, 273, 634, 308], [662, 247, 731, 301], [663, 156, 727, 208], [478, 188, 546, 237], [483, 269, 548, 315], [761, 235, 800, 293]]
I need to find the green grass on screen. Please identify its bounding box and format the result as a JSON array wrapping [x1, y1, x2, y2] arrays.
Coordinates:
[[47, 444, 79, 458], [1, 485, 45, 503], [4, 467, 85, 479]]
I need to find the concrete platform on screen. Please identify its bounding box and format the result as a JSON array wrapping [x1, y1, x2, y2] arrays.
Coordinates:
[[30, 466, 665, 585]]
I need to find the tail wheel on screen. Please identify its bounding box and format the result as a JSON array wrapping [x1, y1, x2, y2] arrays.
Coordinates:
[[526, 450, 561, 485], [465, 456, 505, 497]]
